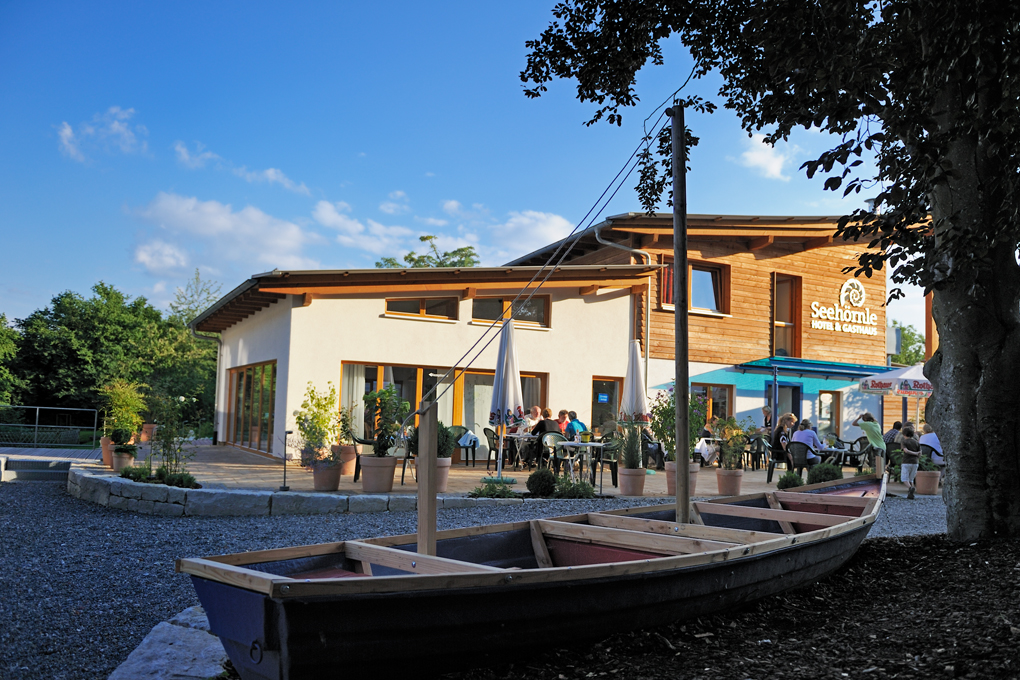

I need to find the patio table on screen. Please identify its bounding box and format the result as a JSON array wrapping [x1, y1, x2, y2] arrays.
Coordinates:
[[555, 441, 604, 485]]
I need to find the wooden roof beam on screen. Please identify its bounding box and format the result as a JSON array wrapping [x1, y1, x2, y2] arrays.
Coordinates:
[[748, 235, 774, 251], [802, 236, 833, 251], [579, 285, 600, 296]]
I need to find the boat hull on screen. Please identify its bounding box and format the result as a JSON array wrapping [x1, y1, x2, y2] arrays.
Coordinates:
[[192, 520, 872, 679]]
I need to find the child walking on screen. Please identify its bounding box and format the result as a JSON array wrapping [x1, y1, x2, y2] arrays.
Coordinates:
[[900, 425, 921, 499]]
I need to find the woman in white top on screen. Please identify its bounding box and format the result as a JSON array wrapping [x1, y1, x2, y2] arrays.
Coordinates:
[[790, 419, 823, 464], [919, 423, 944, 466]]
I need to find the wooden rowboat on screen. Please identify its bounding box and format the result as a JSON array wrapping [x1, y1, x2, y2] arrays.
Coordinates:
[[176, 474, 885, 679]]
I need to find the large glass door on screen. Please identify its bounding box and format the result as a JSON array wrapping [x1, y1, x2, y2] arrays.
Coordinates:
[[227, 361, 276, 453]]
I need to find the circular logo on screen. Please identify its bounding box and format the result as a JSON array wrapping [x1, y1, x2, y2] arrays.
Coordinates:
[[840, 279, 866, 307]]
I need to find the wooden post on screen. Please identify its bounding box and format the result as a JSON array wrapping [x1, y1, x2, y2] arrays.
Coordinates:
[[669, 102, 691, 525], [417, 401, 438, 556]]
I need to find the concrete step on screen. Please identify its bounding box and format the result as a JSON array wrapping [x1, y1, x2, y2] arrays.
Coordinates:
[[0, 457, 72, 482]]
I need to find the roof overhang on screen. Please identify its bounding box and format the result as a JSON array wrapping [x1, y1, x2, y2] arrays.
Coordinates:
[[506, 213, 867, 267], [190, 264, 659, 334]]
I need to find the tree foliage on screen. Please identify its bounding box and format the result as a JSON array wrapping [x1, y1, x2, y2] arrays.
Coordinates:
[[0, 315, 23, 404], [6, 280, 219, 425], [523, 0, 1020, 541], [169, 269, 222, 324], [376, 235, 480, 269], [891, 320, 925, 366]]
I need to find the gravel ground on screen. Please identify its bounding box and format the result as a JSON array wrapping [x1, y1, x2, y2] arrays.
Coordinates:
[[0, 482, 945, 680]]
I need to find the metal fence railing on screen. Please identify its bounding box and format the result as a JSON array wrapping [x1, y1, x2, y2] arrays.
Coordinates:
[[0, 405, 99, 449]]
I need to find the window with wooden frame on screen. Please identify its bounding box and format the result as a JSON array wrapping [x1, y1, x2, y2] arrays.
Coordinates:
[[471, 296, 550, 328], [691, 383, 732, 421], [771, 273, 802, 357], [660, 257, 729, 314], [385, 297, 459, 320], [818, 390, 841, 439], [227, 360, 277, 454]]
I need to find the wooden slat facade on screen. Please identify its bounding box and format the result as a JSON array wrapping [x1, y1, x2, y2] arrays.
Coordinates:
[[546, 216, 887, 367]]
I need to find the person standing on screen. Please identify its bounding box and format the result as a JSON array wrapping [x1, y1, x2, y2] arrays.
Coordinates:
[[760, 405, 772, 434], [851, 412, 887, 467], [899, 425, 921, 499]]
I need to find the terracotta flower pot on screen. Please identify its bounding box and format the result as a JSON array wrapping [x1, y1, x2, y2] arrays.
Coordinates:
[[716, 469, 743, 496], [140, 423, 156, 442], [312, 465, 342, 492], [914, 470, 941, 495], [112, 453, 135, 472], [332, 445, 359, 477], [665, 461, 702, 497], [436, 456, 452, 493], [618, 468, 646, 496], [361, 456, 398, 493], [100, 437, 113, 467]]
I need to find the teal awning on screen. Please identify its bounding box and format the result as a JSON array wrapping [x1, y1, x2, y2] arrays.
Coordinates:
[[736, 357, 891, 381]]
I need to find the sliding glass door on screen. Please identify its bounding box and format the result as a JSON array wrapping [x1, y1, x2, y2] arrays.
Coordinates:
[[227, 361, 276, 453]]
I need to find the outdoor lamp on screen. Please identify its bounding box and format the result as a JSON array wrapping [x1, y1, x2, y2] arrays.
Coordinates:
[[280, 430, 293, 491]]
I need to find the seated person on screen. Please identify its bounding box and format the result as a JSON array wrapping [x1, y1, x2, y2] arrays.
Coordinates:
[[790, 419, 823, 465], [700, 416, 719, 440], [919, 423, 944, 467], [527, 408, 560, 466], [641, 427, 665, 470], [556, 409, 570, 433], [522, 405, 542, 432], [771, 413, 797, 470], [697, 437, 720, 466], [883, 421, 902, 444], [564, 411, 587, 439]]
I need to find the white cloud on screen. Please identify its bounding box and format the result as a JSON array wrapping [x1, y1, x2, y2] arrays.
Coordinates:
[[57, 122, 84, 162], [56, 106, 148, 161], [313, 200, 413, 255], [415, 216, 448, 227], [379, 190, 410, 215], [233, 166, 311, 195], [737, 133, 798, 181], [134, 240, 188, 275], [173, 141, 220, 169], [442, 200, 462, 215], [482, 211, 574, 264], [138, 192, 319, 271]]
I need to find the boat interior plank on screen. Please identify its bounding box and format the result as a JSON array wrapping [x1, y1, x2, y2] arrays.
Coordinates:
[[537, 519, 726, 556], [773, 491, 873, 508], [584, 514, 741, 550], [692, 501, 851, 527], [344, 541, 506, 575], [765, 494, 797, 534], [530, 521, 554, 569]]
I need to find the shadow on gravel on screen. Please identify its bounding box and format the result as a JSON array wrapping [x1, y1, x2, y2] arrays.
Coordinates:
[[443, 537, 1020, 680]]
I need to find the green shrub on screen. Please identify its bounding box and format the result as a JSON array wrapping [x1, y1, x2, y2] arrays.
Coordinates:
[[552, 476, 595, 499], [120, 466, 149, 483], [526, 467, 557, 497], [470, 481, 518, 498], [888, 463, 901, 479], [408, 421, 456, 458], [776, 471, 804, 489], [164, 472, 200, 489], [110, 428, 132, 445], [919, 456, 939, 472], [807, 462, 844, 485]]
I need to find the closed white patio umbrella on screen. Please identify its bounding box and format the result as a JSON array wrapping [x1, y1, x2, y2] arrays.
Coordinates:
[[488, 320, 525, 479], [619, 339, 650, 422]]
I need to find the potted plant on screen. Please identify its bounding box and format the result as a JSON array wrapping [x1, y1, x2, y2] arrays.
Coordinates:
[[409, 421, 456, 493], [100, 380, 146, 467], [715, 416, 753, 496], [112, 443, 138, 472], [617, 425, 646, 496], [293, 382, 343, 492], [913, 455, 941, 495], [361, 384, 410, 493], [330, 405, 359, 477], [651, 388, 709, 497]]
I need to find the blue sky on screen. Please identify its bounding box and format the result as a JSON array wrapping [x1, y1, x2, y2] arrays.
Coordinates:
[[0, 1, 925, 332]]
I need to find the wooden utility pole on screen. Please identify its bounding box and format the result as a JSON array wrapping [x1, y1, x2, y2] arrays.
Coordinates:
[[417, 401, 438, 555], [669, 103, 691, 524]]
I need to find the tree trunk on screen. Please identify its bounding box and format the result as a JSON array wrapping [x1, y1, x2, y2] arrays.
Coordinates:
[[926, 77, 1020, 540]]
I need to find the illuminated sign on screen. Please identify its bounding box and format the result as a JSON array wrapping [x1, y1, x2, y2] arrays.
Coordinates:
[[810, 279, 879, 336]]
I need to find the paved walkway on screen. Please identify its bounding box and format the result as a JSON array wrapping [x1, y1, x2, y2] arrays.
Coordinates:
[[6, 443, 921, 498]]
